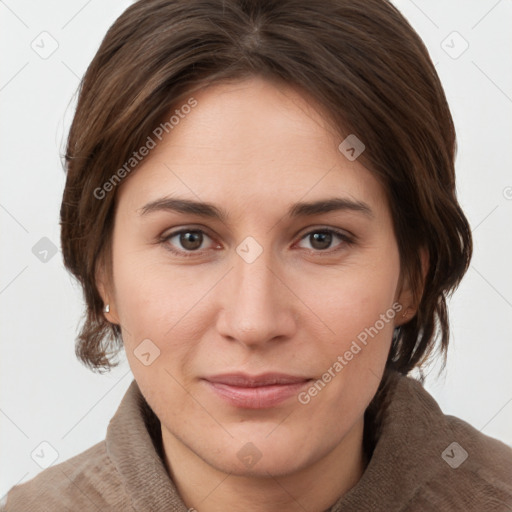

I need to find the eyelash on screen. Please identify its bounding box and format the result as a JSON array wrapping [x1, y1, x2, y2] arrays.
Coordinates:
[[159, 227, 355, 258]]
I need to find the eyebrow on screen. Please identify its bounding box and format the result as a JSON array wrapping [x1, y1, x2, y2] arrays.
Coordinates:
[[139, 196, 374, 221]]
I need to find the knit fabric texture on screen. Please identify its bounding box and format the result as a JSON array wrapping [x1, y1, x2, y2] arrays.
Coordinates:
[[3, 371, 512, 511]]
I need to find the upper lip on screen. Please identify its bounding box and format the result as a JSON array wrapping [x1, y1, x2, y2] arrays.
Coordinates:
[[204, 373, 311, 387]]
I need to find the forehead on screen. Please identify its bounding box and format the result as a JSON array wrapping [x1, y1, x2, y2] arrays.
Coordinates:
[[116, 76, 387, 216]]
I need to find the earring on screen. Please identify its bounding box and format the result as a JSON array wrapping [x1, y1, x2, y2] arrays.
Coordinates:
[[402, 308, 409, 318], [104, 304, 110, 313]]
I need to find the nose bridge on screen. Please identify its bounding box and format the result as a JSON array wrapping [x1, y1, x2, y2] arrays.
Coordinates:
[[218, 236, 295, 345], [234, 240, 280, 316]]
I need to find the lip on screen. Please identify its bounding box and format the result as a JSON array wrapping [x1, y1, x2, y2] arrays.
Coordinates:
[[203, 373, 312, 409]]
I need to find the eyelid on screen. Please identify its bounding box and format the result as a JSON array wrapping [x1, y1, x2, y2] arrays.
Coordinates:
[[296, 225, 354, 241]]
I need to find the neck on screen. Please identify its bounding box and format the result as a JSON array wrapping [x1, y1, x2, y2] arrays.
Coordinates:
[[162, 416, 367, 512]]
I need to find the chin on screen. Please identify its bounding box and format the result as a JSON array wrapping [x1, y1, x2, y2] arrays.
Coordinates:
[[211, 443, 310, 478], [193, 426, 321, 478]]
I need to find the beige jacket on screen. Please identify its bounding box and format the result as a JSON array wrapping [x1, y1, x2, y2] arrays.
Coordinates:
[[3, 372, 512, 511]]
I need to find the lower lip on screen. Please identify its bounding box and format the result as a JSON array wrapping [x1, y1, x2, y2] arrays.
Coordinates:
[[204, 380, 311, 409]]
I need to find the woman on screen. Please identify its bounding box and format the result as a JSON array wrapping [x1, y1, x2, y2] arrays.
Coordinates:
[[3, 0, 511, 510]]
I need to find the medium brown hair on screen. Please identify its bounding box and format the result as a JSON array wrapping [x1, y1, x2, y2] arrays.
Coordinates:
[[60, 0, 472, 383]]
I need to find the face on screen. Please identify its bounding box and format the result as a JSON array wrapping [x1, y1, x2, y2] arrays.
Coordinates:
[[101, 76, 413, 478]]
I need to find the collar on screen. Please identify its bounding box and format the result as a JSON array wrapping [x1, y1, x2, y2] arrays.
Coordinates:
[[105, 371, 509, 511]]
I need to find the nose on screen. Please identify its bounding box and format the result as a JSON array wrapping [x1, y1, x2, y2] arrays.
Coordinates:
[[215, 244, 297, 349]]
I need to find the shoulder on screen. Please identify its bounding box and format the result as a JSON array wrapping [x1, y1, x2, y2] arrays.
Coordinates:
[[413, 420, 512, 511], [399, 375, 512, 510], [1, 440, 133, 512], [439, 413, 512, 496]]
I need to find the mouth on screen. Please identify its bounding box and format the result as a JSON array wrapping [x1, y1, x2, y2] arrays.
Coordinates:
[[202, 373, 313, 409]]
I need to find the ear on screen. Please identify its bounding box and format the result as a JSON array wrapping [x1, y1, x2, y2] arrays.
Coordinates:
[[394, 247, 429, 327], [95, 260, 120, 325]]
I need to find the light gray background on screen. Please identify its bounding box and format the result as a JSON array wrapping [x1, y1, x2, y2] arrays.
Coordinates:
[[1, 0, 511, 498]]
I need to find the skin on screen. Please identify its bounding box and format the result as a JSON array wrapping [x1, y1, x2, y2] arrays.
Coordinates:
[[98, 76, 424, 512]]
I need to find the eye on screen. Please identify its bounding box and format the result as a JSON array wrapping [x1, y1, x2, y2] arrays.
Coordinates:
[[160, 226, 354, 258], [161, 228, 218, 257], [296, 228, 353, 253]]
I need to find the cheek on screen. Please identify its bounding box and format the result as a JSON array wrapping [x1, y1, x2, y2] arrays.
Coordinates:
[[112, 245, 197, 332], [111, 246, 216, 379], [298, 285, 398, 432], [298, 253, 400, 344], [293, 247, 400, 400]]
